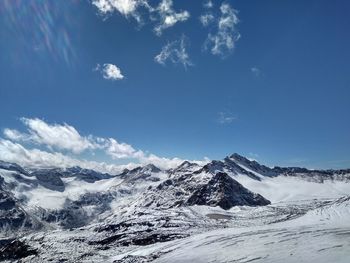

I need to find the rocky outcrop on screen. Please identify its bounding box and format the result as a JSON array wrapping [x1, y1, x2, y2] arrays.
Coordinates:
[[186, 172, 271, 209], [140, 171, 271, 210], [0, 191, 33, 230], [31, 170, 65, 192], [0, 240, 37, 261]]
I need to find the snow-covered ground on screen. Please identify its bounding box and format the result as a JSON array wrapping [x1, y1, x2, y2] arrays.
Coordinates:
[[234, 174, 350, 203], [110, 198, 350, 263], [1, 155, 350, 262]]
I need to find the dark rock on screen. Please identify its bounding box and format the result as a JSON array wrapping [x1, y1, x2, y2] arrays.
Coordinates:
[[0, 240, 37, 260], [113, 254, 160, 263], [61, 167, 113, 182], [0, 191, 34, 229], [186, 172, 271, 210], [32, 170, 65, 192], [0, 160, 29, 176]]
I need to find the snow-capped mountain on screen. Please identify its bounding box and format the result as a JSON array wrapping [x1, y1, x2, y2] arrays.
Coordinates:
[[0, 154, 350, 262]]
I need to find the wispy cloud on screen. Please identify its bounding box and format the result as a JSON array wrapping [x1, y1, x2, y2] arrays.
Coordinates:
[[154, 0, 190, 36], [155, 35, 192, 68], [203, 0, 214, 9], [218, 112, 237, 124], [95, 63, 124, 80], [200, 13, 215, 27], [251, 66, 262, 77], [203, 3, 240, 57], [1, 118, 209, 172], [200, 0, 214, 26], [91, 1, 242, 68]]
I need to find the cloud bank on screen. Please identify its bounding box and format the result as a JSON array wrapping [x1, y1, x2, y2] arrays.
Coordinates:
[[1, 118, 209, 173]]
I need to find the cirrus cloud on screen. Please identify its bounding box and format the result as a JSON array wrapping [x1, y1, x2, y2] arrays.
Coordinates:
[[218, 112, 237, 124], [153, 0, 190, 36], [203, 3, 240, 57], [155, 35, 192, 68]]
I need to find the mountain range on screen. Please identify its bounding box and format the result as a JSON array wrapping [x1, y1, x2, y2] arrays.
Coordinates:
[[1, 153, 350, 262]]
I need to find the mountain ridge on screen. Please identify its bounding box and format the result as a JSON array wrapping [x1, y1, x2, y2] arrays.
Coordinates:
[[1, 153, 350, 262]]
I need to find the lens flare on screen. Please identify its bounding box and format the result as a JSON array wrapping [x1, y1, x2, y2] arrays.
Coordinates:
[[0, 0, 79, 67]]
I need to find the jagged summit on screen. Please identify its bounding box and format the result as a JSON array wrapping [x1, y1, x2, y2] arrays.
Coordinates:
[[124, 164, 161, 176], [169, 160, 200, 176], [228, 153, 276, 177], [142, 164, 161, 173]]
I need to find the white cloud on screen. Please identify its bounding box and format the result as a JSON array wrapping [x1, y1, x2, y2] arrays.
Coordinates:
[[155, 35, 192, 68], [203, 3, 240, 57], [92, 0, 189, 34], [4, 118, 98, 154], [96, 63, 124, 80], [4, 118, 143, 159], [154, 0, 190, 36], [1, 118, 209, 171], [106, 138, 144, 159], [218, 112, 237, 124], [0, 138, 130, 174], [4, 128, 30, 141], [92, 0, 149, 23]]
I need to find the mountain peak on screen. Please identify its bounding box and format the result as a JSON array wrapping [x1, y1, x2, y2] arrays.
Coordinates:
[[143, 164, 161, 173], [229, 153, 251, 162]]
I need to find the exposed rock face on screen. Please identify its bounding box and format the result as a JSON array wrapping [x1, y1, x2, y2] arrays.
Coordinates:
[[0, 191, 33, 230], [0, 240, 37, 261], [168, 161, 200, 176], [229, 153, 277, 177], [61, 167, 113, 182], [139, 171, 271, 210], [200, 159, 262, 181], [32, 170, 65, 192], [272, 166, 350, 182], [120, 164, 162, 183], [186, 172, 271, 209], [0, 160, 29, 176], [38, 192, 115, 228]]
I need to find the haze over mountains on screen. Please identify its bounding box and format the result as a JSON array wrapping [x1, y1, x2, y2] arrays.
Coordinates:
[[1, 153, 350, 262]]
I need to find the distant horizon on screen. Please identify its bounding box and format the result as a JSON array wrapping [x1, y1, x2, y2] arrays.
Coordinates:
[[1, 136, 349, 173]]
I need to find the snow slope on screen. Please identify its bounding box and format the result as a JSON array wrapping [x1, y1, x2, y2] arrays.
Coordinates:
[[234, 174, 350, 203]]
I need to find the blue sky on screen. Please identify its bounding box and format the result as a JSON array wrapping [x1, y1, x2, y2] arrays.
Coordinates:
[[0, 0, 349, 170]]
